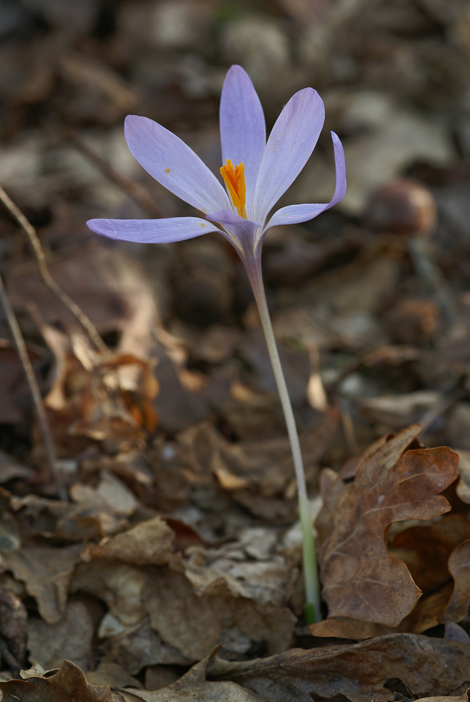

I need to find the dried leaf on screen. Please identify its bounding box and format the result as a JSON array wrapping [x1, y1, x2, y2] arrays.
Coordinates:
[[309, 583, 454, 639], [104, 619, 187, 675], [0, 659, 113, 701], [390, 514, 470, 596], [207, 634, 470, 702], [144, 569, 295, 660], [0, 341, 45, 423], [440, 539, 470, 623], [314, 425, 459, 627], [27, 600, 94, 671], [70, 561, 148, 627], [1, 545, 81, 624], [82, 516, 175, 566], [0, 586, 27, 664], [119, 653, 267, 701]]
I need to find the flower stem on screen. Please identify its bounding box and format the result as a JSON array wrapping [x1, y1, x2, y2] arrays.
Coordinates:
[[247, 266, 321, 623]]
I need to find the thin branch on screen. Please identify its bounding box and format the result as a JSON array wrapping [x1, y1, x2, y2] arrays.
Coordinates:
[[66, 128, 163, 218], [0, 185, 108, 354], [0, 272, 67, 501]]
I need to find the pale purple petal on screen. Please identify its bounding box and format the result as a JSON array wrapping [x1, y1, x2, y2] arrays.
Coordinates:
[[253, 88, 325, 224], [125, 115, 230, 215], [87, 217, 222, 244], [208, 209, 262, 228], [220, 65, 266, 217], [262, 132, 346, 233], [207, 209, 261, 253]]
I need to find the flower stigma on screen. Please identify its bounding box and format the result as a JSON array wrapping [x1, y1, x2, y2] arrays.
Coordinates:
[[220, 159, 247, 218]]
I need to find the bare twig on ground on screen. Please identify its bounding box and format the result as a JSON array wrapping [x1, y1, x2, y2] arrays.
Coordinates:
[[66, 128, 163, 218], [0, 272, 67, 500], [0, 185, 108, 354]]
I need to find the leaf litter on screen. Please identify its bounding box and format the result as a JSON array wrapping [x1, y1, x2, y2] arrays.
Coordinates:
[[1, 0, 470, 699]]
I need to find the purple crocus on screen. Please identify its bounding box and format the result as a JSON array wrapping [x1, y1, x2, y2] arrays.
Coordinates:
[[87, 65, 345, 285], [87, 65, 346, 623]]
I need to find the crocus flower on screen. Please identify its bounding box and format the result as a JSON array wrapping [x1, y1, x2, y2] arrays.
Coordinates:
[[87, 65, 346, 623], [87, 65, 345, 282]]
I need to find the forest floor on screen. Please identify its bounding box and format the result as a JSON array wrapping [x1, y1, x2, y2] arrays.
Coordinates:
[[0, 0, 470, 700]]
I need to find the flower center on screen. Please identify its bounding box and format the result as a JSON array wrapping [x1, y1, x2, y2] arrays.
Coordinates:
[[220, 159, 247, 218]]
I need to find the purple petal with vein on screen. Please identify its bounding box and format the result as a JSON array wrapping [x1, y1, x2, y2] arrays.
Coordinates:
[[253, 88, 325, 224], [220, 65, 266, 217], [262, 132, 346, 233], [124, 115, 230, 215], [207, 209, 261, 252], [87, 217, 222, 244]]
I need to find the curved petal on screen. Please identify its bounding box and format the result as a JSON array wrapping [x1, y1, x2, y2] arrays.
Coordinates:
[[125, 115, 230, 215], [262, 132, 346, 233], [253, 88, 325, 224], [207, 209, 262, 255], [86, 217, 222, 244], [220, 65, 266, 218], [207, 209, 262, 228]]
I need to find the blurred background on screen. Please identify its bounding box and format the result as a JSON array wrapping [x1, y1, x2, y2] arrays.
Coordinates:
[[0, 0, 470, 460], [1, 0, 470, 682]]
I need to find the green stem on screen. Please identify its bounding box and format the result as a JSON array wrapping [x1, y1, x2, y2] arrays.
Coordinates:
[[249, 274, 321, 623]]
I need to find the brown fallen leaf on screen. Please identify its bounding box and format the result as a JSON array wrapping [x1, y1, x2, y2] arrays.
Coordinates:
[[416, 695, 469, 702], [389, 513, 470, 596], [86, 661, 142, 690], [143, 568, 296, 660], [27, 600, 94, 672], [206, 633, 470, 702], [440, 539, 470, 623], [1, 545, 82, 624], [314, 424, 459, 627], [0, 586, 27, 665], [0, 659, 114, 701], [310, 582, 455, 639], [81, 516, 175, 566], [119, 651, 268, 701], [104, 619, 188, 675], [0, 340, 45, 423]]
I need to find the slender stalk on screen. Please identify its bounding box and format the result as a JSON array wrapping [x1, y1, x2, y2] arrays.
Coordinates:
[[0, 273, 67, 501], [246, 257, 321, 623]]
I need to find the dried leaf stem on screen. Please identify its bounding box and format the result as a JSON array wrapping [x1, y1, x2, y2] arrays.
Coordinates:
[[0, 272, 66, 501], [0, 185, 108, 354]]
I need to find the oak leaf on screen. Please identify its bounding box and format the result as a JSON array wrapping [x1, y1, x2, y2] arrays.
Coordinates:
[[0, 659, 113, 701], [314, 424, 459, 627], [207, 634, 470, 702]]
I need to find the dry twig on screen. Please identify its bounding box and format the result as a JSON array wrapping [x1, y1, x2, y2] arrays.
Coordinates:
[[0, 185, 108, 354], [0, 272, 66, 500]]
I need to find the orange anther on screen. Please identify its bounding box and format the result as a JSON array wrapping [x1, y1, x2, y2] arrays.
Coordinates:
[[220, 159, 247, 218]]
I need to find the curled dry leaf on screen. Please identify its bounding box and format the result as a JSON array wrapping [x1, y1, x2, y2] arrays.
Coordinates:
[[104, 619, 187, 676], [0, 586, 27, 665], [440, 539, 470, 623], [82, 516, 175, 566], [0, 659, 114, 702], [389, 514, 470, 597], [27, 600, 94, 672], [206, 633, 470, 702], [415, 695, 470, 702], [314, 425, 459, 628], [1, 545, 82, 624], [118, 652, 268, 702], [143, 568, 295, 660]]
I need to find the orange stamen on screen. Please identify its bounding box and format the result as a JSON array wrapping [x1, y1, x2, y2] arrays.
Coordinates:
[[220, 159, 247, 218]]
